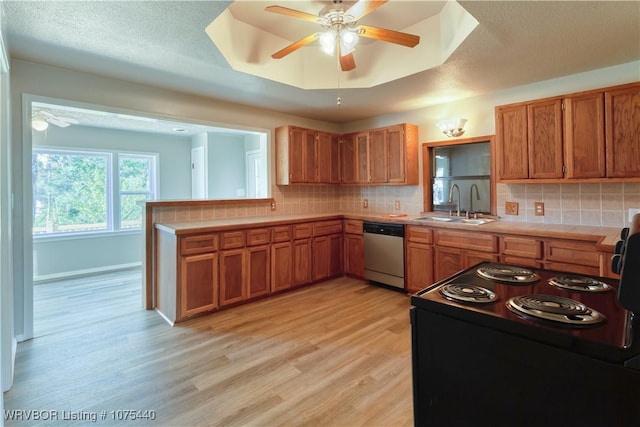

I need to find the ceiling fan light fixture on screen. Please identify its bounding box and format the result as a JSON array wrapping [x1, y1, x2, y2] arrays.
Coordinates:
[[437, 118, 467, 138], [339, 29, 358, 55], [319, 30, 336, 55], [31, 116, 49, 132]]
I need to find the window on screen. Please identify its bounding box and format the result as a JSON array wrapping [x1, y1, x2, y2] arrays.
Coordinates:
[[32, 148, 157, 236]]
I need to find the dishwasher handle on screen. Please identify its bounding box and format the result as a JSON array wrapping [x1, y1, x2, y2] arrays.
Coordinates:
[[363, 221, 404, 237]]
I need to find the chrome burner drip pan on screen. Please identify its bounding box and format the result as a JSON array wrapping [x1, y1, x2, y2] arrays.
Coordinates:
[[507, 294, 606, 326], [477, 264, 540, 283], [549, 275, 613, 292], [439, 284, 497, 304]]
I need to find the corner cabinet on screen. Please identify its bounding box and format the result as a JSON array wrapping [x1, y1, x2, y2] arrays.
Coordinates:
[[496, 82, 640, 182]]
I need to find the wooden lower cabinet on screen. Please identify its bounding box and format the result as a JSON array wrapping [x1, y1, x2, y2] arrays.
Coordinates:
[[219, 249, 246, 307], [406, 241, 433, 293], [293, 238, 312, 286], [247, 245, 270, 298], [329, 234, 343, 276], [180, 252, 219, 319], [434, 246, 498, 282], [271, 241, 293, 292], [313, 233, 343, 281], [344, 233, 364, 278]]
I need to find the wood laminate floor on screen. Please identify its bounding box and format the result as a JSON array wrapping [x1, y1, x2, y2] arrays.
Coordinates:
[[4, 274, 414, 426]]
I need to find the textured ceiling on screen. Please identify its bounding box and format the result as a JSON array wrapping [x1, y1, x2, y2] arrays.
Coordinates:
[[5, 1, 640, 125]]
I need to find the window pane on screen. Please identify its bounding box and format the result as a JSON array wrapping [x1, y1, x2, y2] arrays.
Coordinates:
[[119, 156, 150, 191], [120, 194, 147, 229], [33, 151, 108, 235]]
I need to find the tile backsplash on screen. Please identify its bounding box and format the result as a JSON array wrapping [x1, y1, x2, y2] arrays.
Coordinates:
[[497, 182, 640, 228], [153, 182, 638, 229]]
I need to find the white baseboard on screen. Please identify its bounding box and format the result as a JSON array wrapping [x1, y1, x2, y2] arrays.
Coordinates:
[[33, 262, 141, 283]]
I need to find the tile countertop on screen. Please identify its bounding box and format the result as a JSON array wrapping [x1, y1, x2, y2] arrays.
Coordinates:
[[155, 212, 623, 251]]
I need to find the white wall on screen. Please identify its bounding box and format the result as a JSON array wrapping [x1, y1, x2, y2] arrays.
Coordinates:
[[207, 133, 246, 199], [9, 58, 341, 339]]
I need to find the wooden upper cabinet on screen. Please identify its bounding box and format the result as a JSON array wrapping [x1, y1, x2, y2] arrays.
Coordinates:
[[605, 83, 640, 178], [340, 134, 358, 184], [496, 104, 529, 180], [356, 132, 370, 183], [564, 92, 606, 179], [368, 128, 388, 183], [276, 125, 340, 185], [387, 125, 408, 183], [527, 99, 564, 179]]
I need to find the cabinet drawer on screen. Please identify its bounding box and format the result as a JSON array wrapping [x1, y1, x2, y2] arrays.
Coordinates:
[[545, 240, 599, 267], [272, 226, 292, 242], [500, 255, 542, 269], [407, 226, 432, 244], [544, 261, 599, 277], [293, 223, 313, 240], [180, 234, 219, 255], [344, 219, 363, 235], [247, 228, 270, 246], [313, 220, 343, 236], [435, 230, 497, 253], [500, 236, 542, 259], [221, 231, 246, 249]]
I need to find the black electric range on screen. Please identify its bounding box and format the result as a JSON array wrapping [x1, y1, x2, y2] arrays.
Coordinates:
[[410, 219, 640, 427]]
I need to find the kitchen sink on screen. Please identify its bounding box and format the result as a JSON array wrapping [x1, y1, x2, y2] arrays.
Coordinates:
[[414, 216, 496, 225]]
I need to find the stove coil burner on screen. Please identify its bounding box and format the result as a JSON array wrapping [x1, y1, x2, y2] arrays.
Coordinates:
[[476, 264, 540, 283], [439, 284, 497, 304], [507, 294, 605, 326], [548, 275, 612, 292]]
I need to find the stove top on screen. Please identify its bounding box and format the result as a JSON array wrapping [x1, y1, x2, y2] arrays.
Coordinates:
[[413, 262, 634, 353]]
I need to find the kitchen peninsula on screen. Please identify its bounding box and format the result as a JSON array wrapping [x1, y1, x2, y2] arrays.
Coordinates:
[[148, 204, 621, 325]]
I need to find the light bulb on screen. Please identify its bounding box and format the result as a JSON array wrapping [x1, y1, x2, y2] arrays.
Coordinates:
[[340, 30, 358, 55], [319, 30, 336, 55], [32, 118, 49, 131]]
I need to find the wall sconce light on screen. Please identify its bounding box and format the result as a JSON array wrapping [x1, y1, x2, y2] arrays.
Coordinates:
[[437, 118, 467, 138]]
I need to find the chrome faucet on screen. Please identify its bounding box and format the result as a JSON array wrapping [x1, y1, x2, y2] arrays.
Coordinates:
[[469, 184, 480, 216], [448, 183, 461, 217]]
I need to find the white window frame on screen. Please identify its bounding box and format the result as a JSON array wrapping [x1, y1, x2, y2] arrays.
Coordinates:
[[32, 147, 157, 239]]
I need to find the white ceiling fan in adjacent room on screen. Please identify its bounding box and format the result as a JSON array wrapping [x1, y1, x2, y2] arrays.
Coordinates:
[[31, 110, 79, 131]]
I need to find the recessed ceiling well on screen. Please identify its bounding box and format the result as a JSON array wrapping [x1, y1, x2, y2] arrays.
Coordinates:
[[206, 1, 478, 89]]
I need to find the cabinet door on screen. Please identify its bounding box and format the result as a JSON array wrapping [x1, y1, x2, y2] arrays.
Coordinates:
[[271, 241, 293, 292], [356, 132, 369, 183], [330, 135, 341, 184], [406, 242, 433, 293], [528, 99, 564, 179], [369, 128, 388, 183], [247, 245, 270, 299], [564, 92, 606, 178], [313, 236, 330, 281], [387, 125, 406, 183], [496, 104, 529, 179], [605, 84, 640, 178], [303, 129, 318, 182], [329, 234, 343, 277], [344, 233, 365, 278], [180, 252, 218, 319], [434, 246, 463, 282], [288, 127, 306, 183], [317, 132, 332, 183], [465, 252, 499, 269], [219, 249, 246, 307], [341, 134, 358, 184], [293, 238, 312, 286]]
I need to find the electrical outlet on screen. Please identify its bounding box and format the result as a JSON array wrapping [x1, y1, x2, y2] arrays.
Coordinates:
[[534, 202, 545, 216], [363, 199, 369, 208], [505, 201, 519, 215], [394, 200, 401, 211], [629, 208, 640, 222], [270, 201, 276, 211]]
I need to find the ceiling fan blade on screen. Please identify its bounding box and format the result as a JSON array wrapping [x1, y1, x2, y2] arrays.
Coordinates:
[[357, 24, 420, 47], [340, 53, 356, 72], [345, 0, 388, 20], [47, 118, 71, 128], [271, 33, 320, 59], [265, 5, 320, 23]]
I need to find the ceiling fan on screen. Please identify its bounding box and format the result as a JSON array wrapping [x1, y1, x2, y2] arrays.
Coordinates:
[[32, 110, 79, 131], [266, 0, 420, 72]]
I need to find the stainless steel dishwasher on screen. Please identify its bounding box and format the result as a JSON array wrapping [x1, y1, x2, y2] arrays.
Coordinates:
[[363, 221, 405, 289]]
